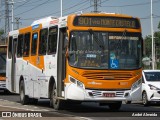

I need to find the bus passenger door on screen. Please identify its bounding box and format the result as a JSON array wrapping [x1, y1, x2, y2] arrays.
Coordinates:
[[11, 38, 17, 92], [57, 28, 67, 97]]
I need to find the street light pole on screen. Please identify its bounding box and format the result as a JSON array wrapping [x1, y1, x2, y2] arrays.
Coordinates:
[[8, 0, 26, 31], [151, 0, 154, 70], [11, 0, 14, 31], [61, 0, 63, 17]]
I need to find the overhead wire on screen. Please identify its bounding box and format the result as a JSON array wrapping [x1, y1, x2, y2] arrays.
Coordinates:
[[15, 0, 56, 16], [21, 0, 90, 20], [21, 0, 109, 20], [14, 0, 31, 10], [101, 0, 160, 8], [17, 0, 58, 7], [0, 0, 32, 19]]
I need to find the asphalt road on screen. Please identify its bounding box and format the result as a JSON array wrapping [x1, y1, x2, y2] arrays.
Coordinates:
[[0, 92, 160, 120]]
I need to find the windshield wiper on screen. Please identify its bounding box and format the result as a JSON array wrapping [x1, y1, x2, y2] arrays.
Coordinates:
[[121, 29, 127, 39], [88, 29, 104, 50]]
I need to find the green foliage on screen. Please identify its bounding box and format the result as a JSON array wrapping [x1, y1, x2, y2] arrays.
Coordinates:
[[144, 21, 160, 69], [158, 21, 160, 30], [144, 35, 152, 57], [154, 31, 160, 47], [0, 29, 4, 36], [157, 62, 160, 69]]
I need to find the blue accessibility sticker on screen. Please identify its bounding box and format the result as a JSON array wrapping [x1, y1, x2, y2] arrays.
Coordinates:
[[110, 59, 119, 69]]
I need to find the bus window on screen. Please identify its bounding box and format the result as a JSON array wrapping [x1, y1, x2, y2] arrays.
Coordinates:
[[31, 33, 38, 55], [39, 28, 48, 55], [17, 34, 24, 58], [8, 36, 12, 59], [48, 26, 58, 54], [23, 33, 30, 57]]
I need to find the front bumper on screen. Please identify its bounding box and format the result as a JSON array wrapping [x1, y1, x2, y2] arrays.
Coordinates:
[[147, 90, 160, 102], [65, 83, 141, 101], [0, 80, 6, 89]]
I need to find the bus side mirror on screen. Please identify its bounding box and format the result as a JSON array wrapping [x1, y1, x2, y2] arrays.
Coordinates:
[[64, 36, 69, 58], [65, 50, 69, 58], [141, 37, 144, 57]]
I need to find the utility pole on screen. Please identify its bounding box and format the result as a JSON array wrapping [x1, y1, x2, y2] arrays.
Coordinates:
[[11, 0, 14, 31], [5, 0, 10, 43], [61, 0, 62, 17], [90, 0, 101, 13], [151, 0, 155, 70], [8, 0, 25, 31]]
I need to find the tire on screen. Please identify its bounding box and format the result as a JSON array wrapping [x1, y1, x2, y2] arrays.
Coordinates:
[[4, 89, 11, 94], [30, 98, 38, 105], [19, 80, 29, 105], [125, 101, 131, 104], [142, 92, 149, 106], [108, 102, 122, 111], [50, 84, 64, 110]]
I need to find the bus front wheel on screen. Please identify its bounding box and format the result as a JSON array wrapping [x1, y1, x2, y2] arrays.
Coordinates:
[[19, 80, 29, 105], [50, 84, 63, 110]]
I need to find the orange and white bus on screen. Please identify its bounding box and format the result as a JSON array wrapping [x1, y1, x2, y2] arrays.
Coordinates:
[[6, 12, 143, 110], [0, 45, 7, 92]]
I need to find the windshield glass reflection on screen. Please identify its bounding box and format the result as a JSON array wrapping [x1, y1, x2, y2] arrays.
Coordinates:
[[68, 31, 142, 70]]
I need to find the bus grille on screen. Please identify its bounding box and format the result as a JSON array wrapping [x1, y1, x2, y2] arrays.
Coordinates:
[[82, 71, 133, 80], [89, 90, 125, 97]]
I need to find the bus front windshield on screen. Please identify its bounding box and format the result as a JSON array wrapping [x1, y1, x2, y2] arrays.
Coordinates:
[[68, 31, 142, 70]]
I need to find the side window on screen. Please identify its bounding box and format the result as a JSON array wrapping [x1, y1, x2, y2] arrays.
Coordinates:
[[23, 33, 30, 57], [8, 36, 12, 59], [31, 33, 38, 55], [39, 29, 48, 55], [17, 34, 24, 58], [48, 26, 58, 54]]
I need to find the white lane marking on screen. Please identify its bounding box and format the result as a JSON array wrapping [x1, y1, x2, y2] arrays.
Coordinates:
[[0, 100, 91, 119], [0, 104, 49, 111], [80, 117, 94, 120]]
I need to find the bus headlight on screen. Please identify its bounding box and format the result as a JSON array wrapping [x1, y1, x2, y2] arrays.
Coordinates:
[[69, 76, 85, 89], [131, 78, 142, 91]]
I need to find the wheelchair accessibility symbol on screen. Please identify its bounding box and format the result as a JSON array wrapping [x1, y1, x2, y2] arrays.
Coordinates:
[[110, 59, 119, 69], [110, 53, 119, 69]]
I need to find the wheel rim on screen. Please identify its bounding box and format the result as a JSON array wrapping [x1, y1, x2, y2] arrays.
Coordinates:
[[20, 87, 24, 101], [142, 93, 147, 105], [53, 88, 58, 105]]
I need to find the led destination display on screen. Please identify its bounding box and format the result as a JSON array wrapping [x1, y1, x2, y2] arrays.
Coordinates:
[[73, 16, 140, 29]]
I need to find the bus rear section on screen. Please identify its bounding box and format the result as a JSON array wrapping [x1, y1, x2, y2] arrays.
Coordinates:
[[0, 45, 7, 92]]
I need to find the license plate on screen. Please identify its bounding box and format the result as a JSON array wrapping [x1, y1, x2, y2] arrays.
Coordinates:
[[103, 93, 115, 97]]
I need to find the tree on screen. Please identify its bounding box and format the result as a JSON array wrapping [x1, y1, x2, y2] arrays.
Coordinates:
[[143, 21, 160, 69], [144, 21, 160, 56], [0, 29, 4, 37], [155, 22, 160, 56], [0, 29, 5, 44], [158, 21, 160, 30], [144, 35, 152, 57]]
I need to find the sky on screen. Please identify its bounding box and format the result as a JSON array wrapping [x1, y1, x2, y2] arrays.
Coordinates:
[[0, 0, 160, 38]]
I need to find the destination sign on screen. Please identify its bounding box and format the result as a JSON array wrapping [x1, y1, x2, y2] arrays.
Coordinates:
[[73, 16, 140, 29]]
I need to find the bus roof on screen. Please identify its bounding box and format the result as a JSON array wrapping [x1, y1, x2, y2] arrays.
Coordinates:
[[31, 16, 58, 26], [68, 12, 139, 19], [8, 12, 140, 33]]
